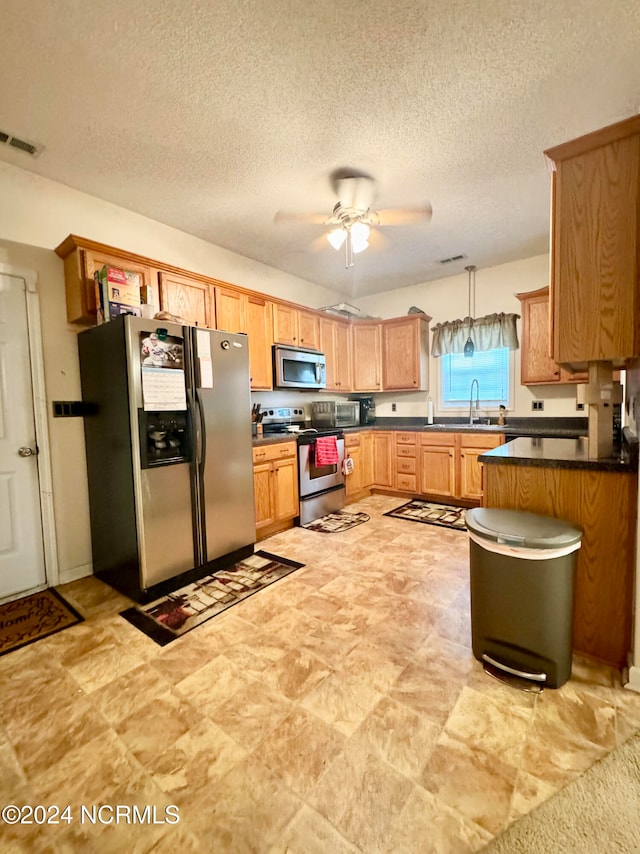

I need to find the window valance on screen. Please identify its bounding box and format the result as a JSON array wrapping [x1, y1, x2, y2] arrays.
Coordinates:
[[431, 312, 520, 357]]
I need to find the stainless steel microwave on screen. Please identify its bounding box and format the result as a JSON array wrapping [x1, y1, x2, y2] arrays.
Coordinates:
[[273, 345, 326, 389], [311, 400, 360, 428]]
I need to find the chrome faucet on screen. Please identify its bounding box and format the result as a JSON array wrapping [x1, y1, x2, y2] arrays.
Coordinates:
[[469, 379, 480, 424]]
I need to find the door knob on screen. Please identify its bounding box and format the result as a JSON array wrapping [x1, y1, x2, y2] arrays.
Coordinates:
[[18, 447, 37, 457]]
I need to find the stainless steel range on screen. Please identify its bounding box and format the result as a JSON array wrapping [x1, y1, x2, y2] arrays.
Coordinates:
[[259, 406, 346, 525]]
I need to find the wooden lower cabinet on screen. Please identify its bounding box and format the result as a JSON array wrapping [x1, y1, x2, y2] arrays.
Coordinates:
[[252, 442, 298, 539], [345, 440, 362, 500], [418, 431, 503, 502], [459, 433, 504, 501], [394, 432, 418, 492], [372, 432, 394, 487], [344, 432, 375, 502], [483, 462, 638, 667]]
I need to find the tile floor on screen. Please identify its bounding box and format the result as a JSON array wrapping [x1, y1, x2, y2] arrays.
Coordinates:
[[2, 493, 640, 853]]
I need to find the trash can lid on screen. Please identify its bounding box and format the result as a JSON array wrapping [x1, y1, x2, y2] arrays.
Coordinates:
[[465, 508, 582, 549]]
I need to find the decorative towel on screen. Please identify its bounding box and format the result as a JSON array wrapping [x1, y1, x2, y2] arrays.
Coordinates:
[[315, 435, 339, 466]]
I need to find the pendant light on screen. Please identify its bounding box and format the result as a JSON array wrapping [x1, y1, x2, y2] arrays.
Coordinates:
[[464, 264, 476, 358]]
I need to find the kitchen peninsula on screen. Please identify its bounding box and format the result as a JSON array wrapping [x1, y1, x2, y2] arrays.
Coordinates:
[[480, 434, 639, 667]]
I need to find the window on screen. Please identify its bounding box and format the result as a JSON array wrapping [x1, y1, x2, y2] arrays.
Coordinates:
[[440, 348, 511, 409]]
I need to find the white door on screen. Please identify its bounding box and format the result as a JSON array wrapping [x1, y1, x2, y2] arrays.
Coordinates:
[[0, 273, 46, 598]]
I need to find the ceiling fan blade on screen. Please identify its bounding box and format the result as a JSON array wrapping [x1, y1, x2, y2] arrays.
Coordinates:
[[274, 210, 328, 225], [309, 233, 331, 253], [367, 227, 389, 249], [373, 204, 433, 226]]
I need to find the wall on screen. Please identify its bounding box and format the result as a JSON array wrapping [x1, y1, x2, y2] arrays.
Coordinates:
[[356, 254, 580, 421], [0, 162, 345, 584]]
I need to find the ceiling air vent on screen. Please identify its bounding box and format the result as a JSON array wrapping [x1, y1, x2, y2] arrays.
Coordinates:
[[0, 130, 43, 157], [438, 254, 467, 264]]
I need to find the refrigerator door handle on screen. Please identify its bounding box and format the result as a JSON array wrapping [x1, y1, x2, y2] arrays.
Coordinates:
[[186, 389, 199, 466], [196, 388, 207, 467]]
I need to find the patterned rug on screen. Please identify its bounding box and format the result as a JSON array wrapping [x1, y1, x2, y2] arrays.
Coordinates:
[[0, 588, 84, 657], [302, 510, 370, 534], [384, 499, 467, 531], [121, 551, 304, 646]]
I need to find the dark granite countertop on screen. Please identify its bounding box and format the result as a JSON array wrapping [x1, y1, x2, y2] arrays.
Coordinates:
[[479, 435, 638, 473], [253, 417, 589, 446], [252, 433, 301, 446], [342, 416, 588, 440]]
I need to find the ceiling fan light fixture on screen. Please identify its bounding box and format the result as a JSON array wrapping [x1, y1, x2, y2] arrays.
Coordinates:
[[327, 227, 347, 251], [350, 221, 370, 254]]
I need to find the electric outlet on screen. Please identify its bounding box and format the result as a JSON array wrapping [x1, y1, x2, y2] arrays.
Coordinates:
[[576, 402, 585, 411], [391, 403, 397, 412], [532, 400, 544, 411]]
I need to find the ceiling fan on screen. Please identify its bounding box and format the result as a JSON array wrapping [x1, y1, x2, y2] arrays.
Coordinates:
[[275, 168, 432, 268]]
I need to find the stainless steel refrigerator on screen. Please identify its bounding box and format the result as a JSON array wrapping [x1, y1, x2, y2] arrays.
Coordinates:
[[78, 315, 256, 601]]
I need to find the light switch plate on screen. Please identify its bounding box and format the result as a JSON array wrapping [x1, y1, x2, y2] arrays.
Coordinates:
[[532, 401, 544, 411]]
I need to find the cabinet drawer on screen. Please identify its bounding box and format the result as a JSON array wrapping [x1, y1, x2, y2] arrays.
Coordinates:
[[344, 434, 361, 448], [396, 457, 416, 475], [460, 433, 503, 449], [395, 432, 417, 445], [253, 441, 297, 463], [396, 473, 417, 492], [420, 432, 456, 447], [396, 444, 417, 458]]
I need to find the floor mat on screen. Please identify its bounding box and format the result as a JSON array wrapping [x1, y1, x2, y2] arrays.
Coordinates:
[[384, 499, 467, 530], [0, 588, 84, 657], [302, 510, 370, 533], [120, 550, 304, 646]]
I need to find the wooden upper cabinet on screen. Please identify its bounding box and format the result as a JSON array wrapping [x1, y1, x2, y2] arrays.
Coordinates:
[[272, 302, 299, 346], [382, 315, 430, 391], [159, 272, 213, 327], [319, 316, 351, 391], [55, 236, 158, 324], [333, 319, 352, 391], [215, 288, 274, 390], [544, 115, 640, 366], [272, 303, 320, 350], [298, 309, 320, 350], [352, 323, 382, 391], [214, 286, 245, 333], [245, 295, 274, 390], [517, 287, 587, 384]]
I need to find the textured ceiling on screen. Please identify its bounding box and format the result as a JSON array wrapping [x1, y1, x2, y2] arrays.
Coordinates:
[[1, 1, 639, 298]]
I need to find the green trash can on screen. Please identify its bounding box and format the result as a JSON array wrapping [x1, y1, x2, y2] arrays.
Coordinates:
[[466, 507, 582, 689]]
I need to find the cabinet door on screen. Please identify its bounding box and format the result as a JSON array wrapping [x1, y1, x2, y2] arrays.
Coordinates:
[[273, 458, 298, 520], [546, 118, 640, 365], [360, 432, 374, 488], [253, 462, 275, 529], [352, 324, 382, 391], [518, 289, 560, 384], [419, 446, 456, 498], [215, 286, 246, 333], [159, 272, 213, 327], [334, 320, 352, 391], [459, 449, 485, 501], [373, 433, 394, 487], [518, 287, 589, 385], [319, 316, 338, 390], [273, 303, 299, 345], [245, 295, 274, 390], [345, 446, 362, 499], [298, 310, 320, 350], [382, 316, 429, 391]]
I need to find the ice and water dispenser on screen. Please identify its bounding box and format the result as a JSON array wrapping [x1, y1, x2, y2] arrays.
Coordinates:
[[138, 410, 191, 468]]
